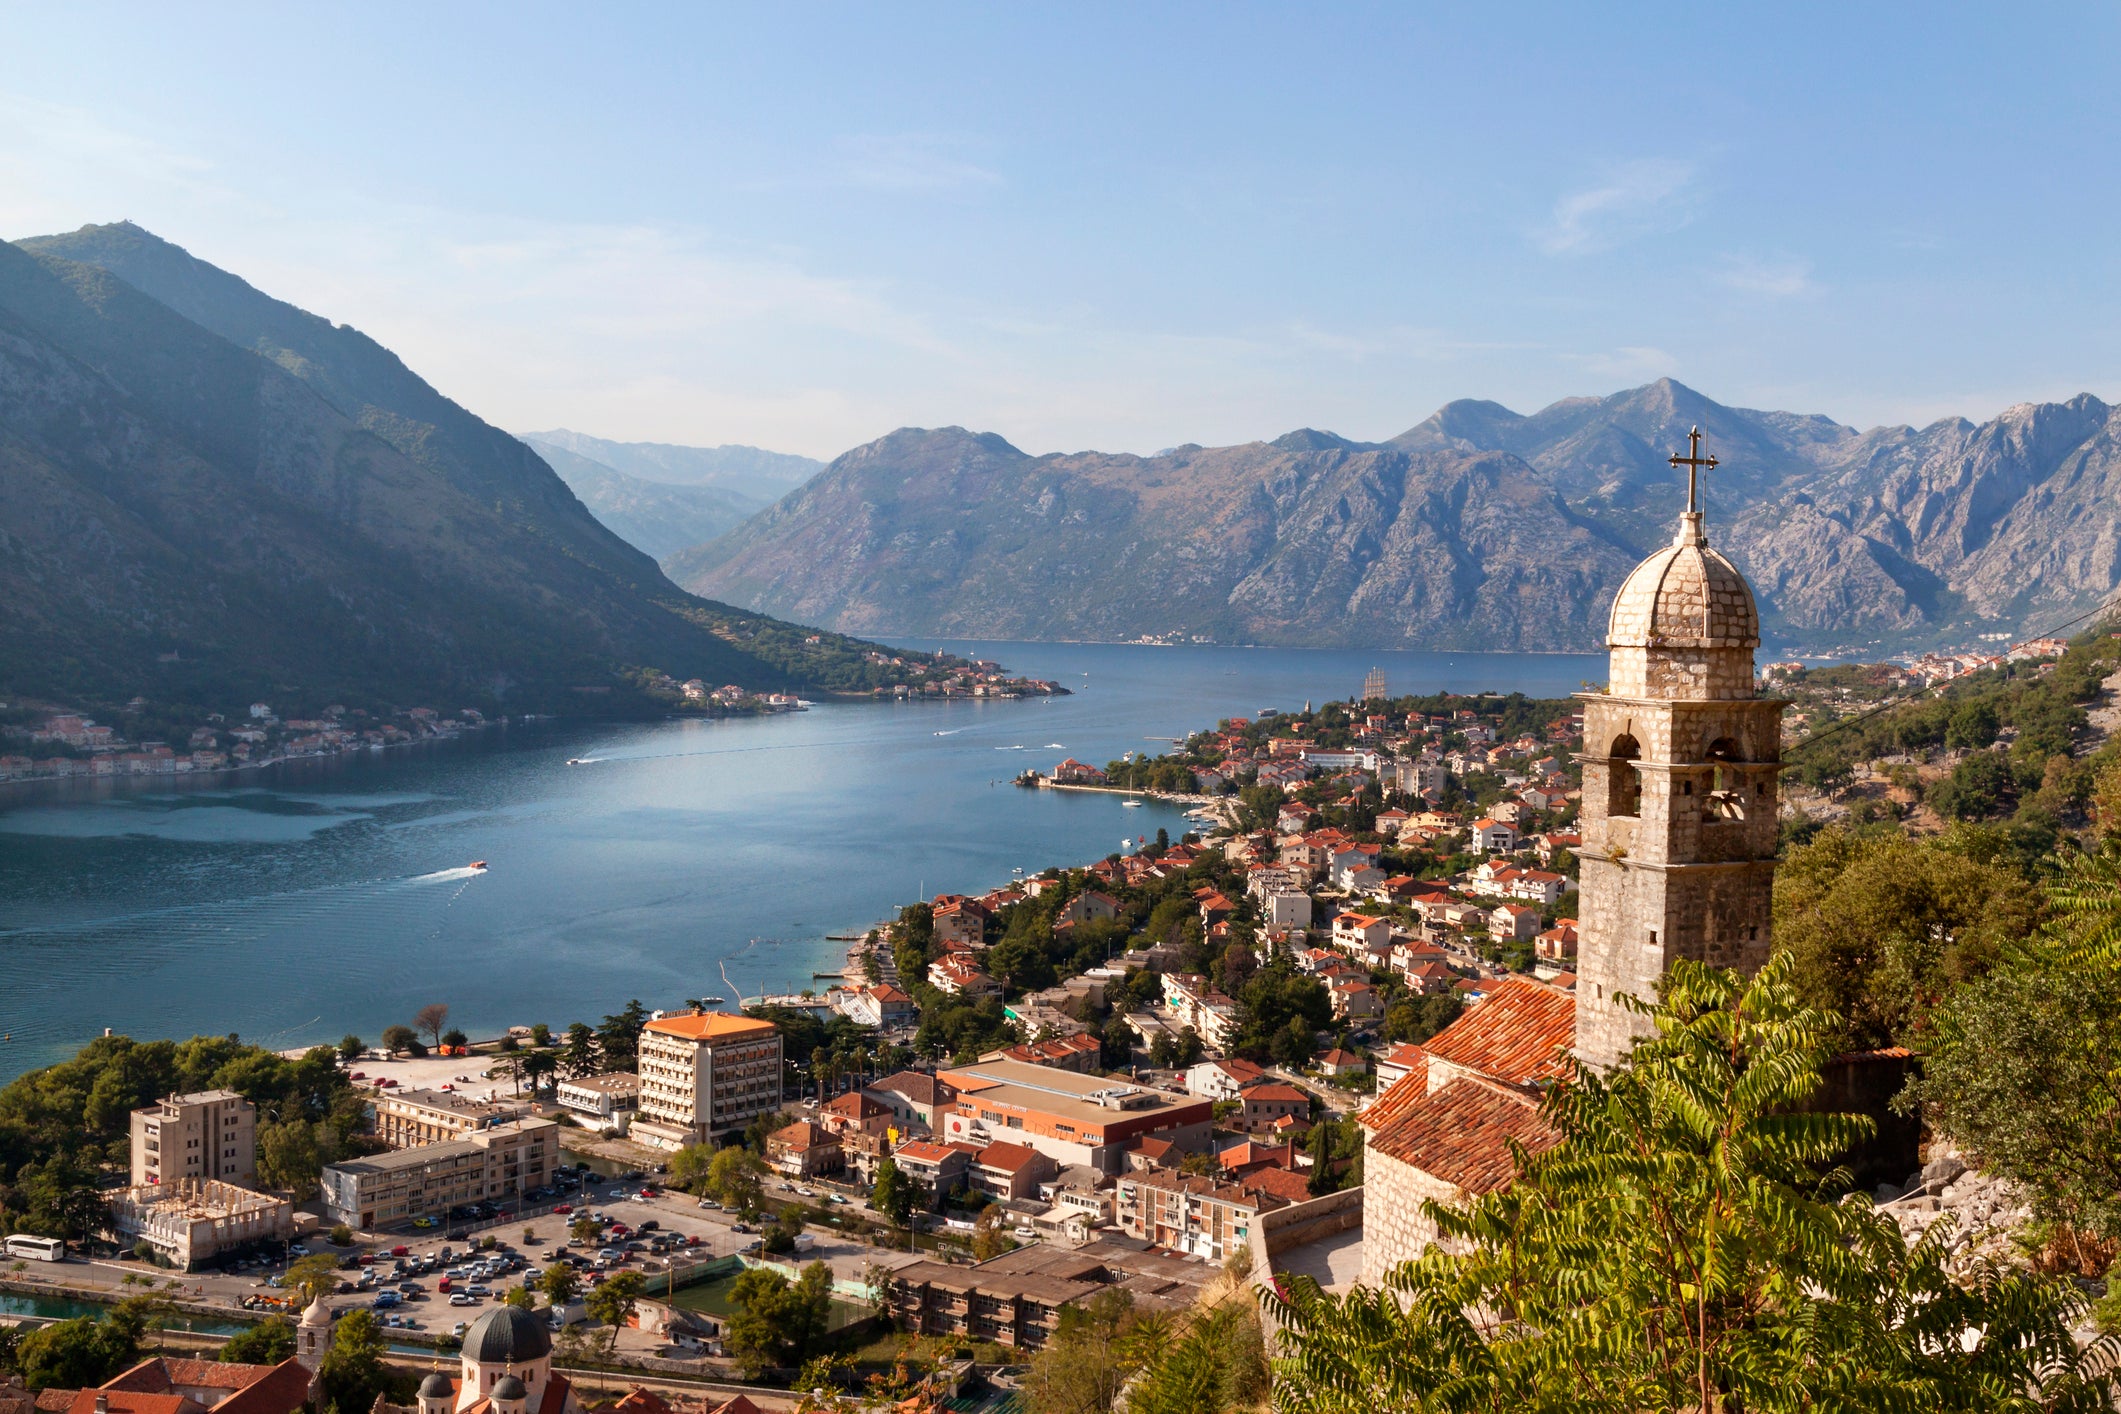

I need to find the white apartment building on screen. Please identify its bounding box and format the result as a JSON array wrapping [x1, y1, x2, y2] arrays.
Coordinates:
[[630, 1012, 783, 1151], [1265, 891, 1312, 930], [131, 1090, 257, 1188]]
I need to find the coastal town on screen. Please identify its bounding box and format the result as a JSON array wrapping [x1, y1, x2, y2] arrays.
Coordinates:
[[5, 536, 2120, 1414], [0, 656, 1060, 788]]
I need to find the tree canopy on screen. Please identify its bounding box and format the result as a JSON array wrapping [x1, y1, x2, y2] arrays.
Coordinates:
[[1268, 956, 2119, 1413]]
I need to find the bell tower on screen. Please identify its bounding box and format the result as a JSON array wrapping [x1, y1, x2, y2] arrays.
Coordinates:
[[1575, 430, 1785, 1069]]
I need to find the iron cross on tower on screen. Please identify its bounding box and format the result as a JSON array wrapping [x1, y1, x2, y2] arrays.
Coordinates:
[[1669, 426, 1718, 514]]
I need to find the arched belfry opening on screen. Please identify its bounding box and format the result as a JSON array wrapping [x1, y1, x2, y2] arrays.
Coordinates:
[[1607, 733, 1642, 818], [1705, 737, 1746, 819]]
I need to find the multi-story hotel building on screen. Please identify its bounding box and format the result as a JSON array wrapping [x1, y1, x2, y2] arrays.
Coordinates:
[[130, 1090, 257, 1188], [630, 1012, 782, 1151]]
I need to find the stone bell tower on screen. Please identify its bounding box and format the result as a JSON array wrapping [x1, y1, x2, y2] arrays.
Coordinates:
[[1575, 430, 1785, 1070]]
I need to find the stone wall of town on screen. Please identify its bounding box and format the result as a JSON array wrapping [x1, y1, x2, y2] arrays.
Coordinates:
[[1355, 1149, 1464, 1289]]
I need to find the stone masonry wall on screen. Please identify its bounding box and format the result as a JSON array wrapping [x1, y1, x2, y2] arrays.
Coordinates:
[[1356, 1149, 1465, 1288]]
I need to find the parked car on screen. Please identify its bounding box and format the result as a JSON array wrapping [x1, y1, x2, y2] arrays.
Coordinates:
[[449, 1293, 475, 1307]]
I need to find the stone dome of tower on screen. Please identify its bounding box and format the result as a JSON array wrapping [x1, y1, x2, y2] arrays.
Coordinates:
[[490, 1376, 528, 1402], [419, 1373, 454, 1400], [301, 1295, 335, 1328], [462, 1306, 552, 1365], [1608, 511, 1759, 650]]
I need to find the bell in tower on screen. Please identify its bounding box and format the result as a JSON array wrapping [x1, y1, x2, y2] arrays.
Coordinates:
[[1574, 429, 1785, 1070]]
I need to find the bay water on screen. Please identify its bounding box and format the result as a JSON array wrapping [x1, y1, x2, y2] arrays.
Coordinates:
[[0, 642, 1596, 1080]]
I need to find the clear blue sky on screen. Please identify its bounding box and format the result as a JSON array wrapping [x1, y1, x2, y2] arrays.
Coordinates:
[[4, 2, 2116, 458]]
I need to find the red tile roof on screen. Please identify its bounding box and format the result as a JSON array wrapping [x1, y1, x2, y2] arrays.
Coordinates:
[[1422, 976, 1575, 1087], [1367, 1077, 1558, 1194], [1243, 1083, 1308, 1104], [1238, 1167, 1317, 1204], [976, 1141, 1044, 1173], [103, 1360, 276, 1396], [61, 1395, 195, 1414], [209, 1360, 315, 1414]]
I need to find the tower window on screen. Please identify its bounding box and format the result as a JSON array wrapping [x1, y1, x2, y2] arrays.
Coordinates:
[[1705, 737, 1746, 820], [1607, 733, 1641, 818]]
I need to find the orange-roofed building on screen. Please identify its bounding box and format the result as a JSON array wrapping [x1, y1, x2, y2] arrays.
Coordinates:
[[631, 1010, 782, 1150]]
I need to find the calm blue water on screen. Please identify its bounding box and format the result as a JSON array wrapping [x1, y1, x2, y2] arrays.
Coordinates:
[[0, 642, 1595, 1080]]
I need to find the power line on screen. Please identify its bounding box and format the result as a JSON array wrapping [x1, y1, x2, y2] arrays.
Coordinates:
[[1783, 590, 2121, 760]]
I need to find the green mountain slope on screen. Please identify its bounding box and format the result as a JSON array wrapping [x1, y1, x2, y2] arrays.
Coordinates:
[[0, 226, 950, 715]]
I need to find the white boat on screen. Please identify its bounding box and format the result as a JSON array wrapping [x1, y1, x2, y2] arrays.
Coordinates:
[[1123, 799, 1144, 808]]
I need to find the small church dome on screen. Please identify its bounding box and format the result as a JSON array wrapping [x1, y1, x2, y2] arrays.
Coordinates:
[[1608, 511, 1759, 650], [301, 1294, 335, 1328], [491, 1376, 528, 1402]]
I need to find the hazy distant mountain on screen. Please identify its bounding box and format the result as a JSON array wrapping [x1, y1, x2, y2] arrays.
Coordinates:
[[521, 428, 820, 498], [524, 439, 768, 562], [676, 381, 2121, 654], [0, 222, 945, 712]]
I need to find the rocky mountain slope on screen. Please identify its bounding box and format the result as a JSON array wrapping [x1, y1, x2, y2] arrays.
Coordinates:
[[523, 438, 768, 561], [0, 224, 942, 713], [677, 381, 2121, 653]]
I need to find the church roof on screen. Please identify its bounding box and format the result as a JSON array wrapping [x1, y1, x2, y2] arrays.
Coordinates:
[[1421, 976, 1575, 1088], [1608, 511, 1759, 650], [1366, 1076, 1558, 1194]]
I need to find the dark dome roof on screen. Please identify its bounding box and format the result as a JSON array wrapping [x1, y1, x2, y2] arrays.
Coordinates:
[[491, 1376, 528, 1401], [419, 1373, 453, 1398], [462, 1306, 552, 1365]]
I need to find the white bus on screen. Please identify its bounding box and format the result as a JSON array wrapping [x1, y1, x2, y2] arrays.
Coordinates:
[[4, 1234, 66, 1261]]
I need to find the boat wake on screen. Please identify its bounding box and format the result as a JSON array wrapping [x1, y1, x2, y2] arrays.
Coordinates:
[[1045, 743, 1066, 749], [410, 865, 485, 884], [933, 729, 965, 737]]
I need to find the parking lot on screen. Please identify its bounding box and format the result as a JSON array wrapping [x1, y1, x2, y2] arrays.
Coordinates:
[[27, 1162, 914, 1360]]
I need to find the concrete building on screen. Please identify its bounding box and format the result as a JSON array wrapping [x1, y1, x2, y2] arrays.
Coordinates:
[[1264, 891, 1312, 930], [1114, 1170, 1286, 1263], [630, 1012, 782, 1152], [318, 1118, 559, 1230], [969, 1141, 1058, 1201], [371, 1090, 533, 1149], [766, 1120, 842, 1178], [552, 1073, 639, 1129], [886, 1242, 1204, 1351], [890, 1139, 978, 1205], [130, 1091, 256, 1188], [935, 1059, 1212, 1175], [104, 1178, 292, 1269]]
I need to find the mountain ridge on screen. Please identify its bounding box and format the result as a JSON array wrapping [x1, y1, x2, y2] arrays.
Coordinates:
[[678, 379, 2121, 654]]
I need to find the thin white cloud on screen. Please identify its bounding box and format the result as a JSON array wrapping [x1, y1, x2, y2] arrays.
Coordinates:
[[1718, 254, 1815, 298], [1565, 345, 1680, 383], [1538, 158, 1696, 255], [838, 134, 1002, 191]]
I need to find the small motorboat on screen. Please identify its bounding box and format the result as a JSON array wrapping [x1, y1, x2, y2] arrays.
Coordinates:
[[566, 758, 585, 765], [701, 995, 725, 1005], [468, 861, 488, 871]]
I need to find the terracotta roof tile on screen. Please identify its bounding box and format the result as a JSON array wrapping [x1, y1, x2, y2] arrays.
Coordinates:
[[1367, 1077, 1558, 1194], [207, 1360, 313, 1414], [1360, 1048, 1431, 1132], [1422, 976, 1574, 1087]]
